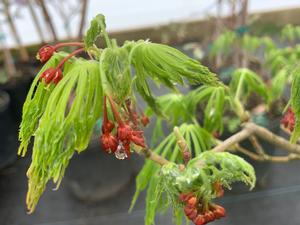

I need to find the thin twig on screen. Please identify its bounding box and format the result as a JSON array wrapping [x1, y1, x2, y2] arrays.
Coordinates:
[[136, 148, 169, 166], [174, 126, 191, 165], [212, 128, 254, 152], [244, 122, 300, 155], [235, 144, 300, 163], [249, 135, 266, 156]]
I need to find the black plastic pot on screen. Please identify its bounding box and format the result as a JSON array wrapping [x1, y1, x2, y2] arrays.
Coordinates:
[[1, 76, 32, 123], [0, 90, 18, 170]]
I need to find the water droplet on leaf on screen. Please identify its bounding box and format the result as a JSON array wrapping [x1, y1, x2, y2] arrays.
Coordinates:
[[115, 141, 127, 160]]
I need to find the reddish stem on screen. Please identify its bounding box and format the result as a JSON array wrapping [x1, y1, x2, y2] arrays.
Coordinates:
[[54, 42, 84, 49], [55, 48, 85, 70], [107, 96, 124, 126]]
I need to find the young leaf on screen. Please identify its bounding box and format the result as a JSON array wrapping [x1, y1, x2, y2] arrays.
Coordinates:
[[25, 60, 102, 213], [130, 41, 222, 87], [290, 65, 300, 143], [99, 47, 131, 102], [230, 68, 268, 102], [84, 14, 106, 50]]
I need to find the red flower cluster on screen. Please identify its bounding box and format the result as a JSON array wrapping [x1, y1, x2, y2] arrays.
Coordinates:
[[179, 191, 225, 225], [39, 68, 62, 84], [99, 96, 149, 159], [281, 107, 295, 132], [37, 45, 56, 63], [37, 43, 84, 86]]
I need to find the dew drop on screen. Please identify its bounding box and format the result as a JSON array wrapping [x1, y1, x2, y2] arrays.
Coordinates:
[[115, 142, 127, 160]]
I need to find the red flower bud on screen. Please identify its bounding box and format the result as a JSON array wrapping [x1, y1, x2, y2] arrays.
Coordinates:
[[37, 45, 55, 63], [184, 205, 194, 216], [40, 68, 62, 84], [141, 115, 150, 127], [187, 208, 198, 220], [193, 215, 206, 225], [117, 123, 132, 141], [102, 121, 115, 133], [212, 205, 226, 219], [39, 68, 53, 81], [281, 107, 295, 132], [203, 211, 215, 223], [187, 197, 198, 208], [100, 133, 118, 153], [179, 193, 195, 202], [53, 69, 63, 85], [130, 130, 146, 147]]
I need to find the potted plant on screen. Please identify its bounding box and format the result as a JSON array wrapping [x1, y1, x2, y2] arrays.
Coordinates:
[[17, 14, 300, 225]]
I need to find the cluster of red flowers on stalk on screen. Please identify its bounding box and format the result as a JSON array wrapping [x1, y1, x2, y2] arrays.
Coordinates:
[[281, 107, 295, 132], [100, 96, 149, 159], [36, 42, 84, 85], [179, 182, 226, 225]]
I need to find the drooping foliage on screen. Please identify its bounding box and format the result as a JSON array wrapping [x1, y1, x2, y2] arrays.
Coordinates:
[[18, 53, 67, 157], [26, 60, 103, 213]]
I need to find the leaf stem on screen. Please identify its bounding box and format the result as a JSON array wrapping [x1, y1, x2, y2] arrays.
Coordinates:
[[107, 95, 124, 126], [55, 48, 85, 70], [54, 42, 84, 49]]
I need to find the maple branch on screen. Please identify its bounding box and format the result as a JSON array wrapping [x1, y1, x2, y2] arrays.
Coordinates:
[[136, 147, 169, 166]]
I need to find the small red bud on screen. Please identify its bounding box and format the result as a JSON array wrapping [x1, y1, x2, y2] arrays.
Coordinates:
[[102, 120, 115, 133], [184, 205, 194, 216], [187, 197, 198, 207], [53, 69, 63, 85], [141, 115, 150, 127], [179, 193, 195, 202], [193, 215, 206, 225], [212, 205, 226, 219], [40, 68, 61, 84], [117, 123, 132, 141], [100, 133, 118, 153], [37, 45, 55, 63], [203, 211, 215, 223], [187, 208, 198, 220], [281, 107, 295, 132]]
